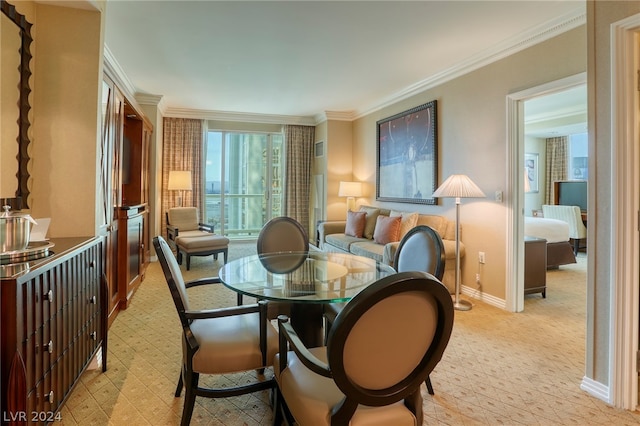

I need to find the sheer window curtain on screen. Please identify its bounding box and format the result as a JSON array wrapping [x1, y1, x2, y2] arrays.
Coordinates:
[[544, 136, 568, 205], [284, 125, 315, 237], [161, 118, 204, 235]]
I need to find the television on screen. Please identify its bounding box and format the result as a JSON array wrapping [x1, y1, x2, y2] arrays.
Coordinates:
[[555, 180, 587, 211]]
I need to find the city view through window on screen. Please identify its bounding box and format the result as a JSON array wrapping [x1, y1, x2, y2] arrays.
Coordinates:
[[204, 131, 283, 238]]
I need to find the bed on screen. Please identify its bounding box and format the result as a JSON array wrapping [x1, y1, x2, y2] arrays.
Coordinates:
[[524, 216, 577, 268]]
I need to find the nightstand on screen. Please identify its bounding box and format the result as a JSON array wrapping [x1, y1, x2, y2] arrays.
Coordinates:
[[524, 236, 547, 298]]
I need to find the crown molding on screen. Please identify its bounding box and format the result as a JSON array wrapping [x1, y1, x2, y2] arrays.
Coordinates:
[[103, 45, 137, 100], [354, 8, 586, 120], [315, 110, 357, 124], [163, 107, 317, 126]]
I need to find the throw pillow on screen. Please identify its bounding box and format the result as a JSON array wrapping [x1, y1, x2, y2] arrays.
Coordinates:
[[390, 210, 419, 239], [373, 215, 401, 245], [345, 210, 367, 238], [359, 206, 381, 239]]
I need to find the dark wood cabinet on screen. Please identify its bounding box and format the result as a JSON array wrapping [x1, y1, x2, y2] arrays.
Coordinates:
[[1, 237, 107, 425], [117, 204, 147, 309], [101, 72, 152, 325]]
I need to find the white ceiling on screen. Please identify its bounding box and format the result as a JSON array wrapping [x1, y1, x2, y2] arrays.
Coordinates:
[[101, 0, 586, 121]]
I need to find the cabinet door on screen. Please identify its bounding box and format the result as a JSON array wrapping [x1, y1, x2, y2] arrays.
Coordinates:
[[100, 76, 124, 324]]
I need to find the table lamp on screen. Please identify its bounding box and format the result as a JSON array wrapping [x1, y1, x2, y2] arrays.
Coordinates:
[[432, 174, 485, 311], [338, 181, 362, 212], [168, 170, 192, 207]]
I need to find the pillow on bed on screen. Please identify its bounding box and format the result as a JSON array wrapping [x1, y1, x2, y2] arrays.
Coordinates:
[[373, 215, 401, 245], [345, 210, 367, 238]]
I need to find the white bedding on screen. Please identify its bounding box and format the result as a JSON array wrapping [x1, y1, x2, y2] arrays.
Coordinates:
[[524, 216, 570, 243]]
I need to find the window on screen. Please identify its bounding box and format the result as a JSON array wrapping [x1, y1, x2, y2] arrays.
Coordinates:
[[204, 131, 283, 238], [569, 132, 588, 180]]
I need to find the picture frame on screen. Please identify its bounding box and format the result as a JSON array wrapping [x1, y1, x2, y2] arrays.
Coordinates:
[[525, 152, 539, 193], [314, 140, 324, 157], [376, 100, 438, 204]]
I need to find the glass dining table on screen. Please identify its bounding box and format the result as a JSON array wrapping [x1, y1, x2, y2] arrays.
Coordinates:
[[219, 251, 396, 347]]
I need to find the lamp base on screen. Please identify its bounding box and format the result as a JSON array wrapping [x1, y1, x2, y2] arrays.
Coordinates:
[[452, 297, 473, 311]]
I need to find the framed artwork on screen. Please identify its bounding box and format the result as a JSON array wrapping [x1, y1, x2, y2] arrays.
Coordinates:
[[376, 100, 438, 204], [314, 140, 324, 157], [525, 152, 539, 193]]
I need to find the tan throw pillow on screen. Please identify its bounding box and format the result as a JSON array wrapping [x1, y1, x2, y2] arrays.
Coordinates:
[[359, 206, 380, 239], [373, 215, 401, 245], [390, 210, 419, 239], [345, 210, 367, 238]]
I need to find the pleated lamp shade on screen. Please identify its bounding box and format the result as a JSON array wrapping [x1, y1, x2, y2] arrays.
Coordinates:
[[432, 174, 485, 199]]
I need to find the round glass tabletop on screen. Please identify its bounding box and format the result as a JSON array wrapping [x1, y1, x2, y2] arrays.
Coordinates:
[[219, 251, 396, 303]]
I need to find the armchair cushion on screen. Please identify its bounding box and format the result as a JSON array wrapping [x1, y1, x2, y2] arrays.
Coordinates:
[[168, 207, 201, 231]]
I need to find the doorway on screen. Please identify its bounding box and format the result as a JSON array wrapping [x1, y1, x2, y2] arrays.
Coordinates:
[[505, 73, 586, 312]]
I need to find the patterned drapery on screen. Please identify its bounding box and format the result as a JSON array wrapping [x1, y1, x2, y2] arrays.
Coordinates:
[[161, 118, 203, 234], [545, 136, 568, 204], [284, 125, 315, 237]]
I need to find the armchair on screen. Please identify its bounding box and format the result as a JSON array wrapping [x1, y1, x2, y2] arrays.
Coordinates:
[[541, 204, 587, 255], [166, 207, 229, 270]]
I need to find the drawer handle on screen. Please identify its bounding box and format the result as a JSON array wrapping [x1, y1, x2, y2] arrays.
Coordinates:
[[47, 340, 53, 354], [41, 391, 54, 404], [89, 295, 97, 304], [45, 289, 53, 302], [90, 331, 97, 341], [89, 260, 95, 268]]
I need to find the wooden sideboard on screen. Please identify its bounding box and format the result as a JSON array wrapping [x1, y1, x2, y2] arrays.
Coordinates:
[[524, 236, 547, 298], [1, 237, 107, 425]]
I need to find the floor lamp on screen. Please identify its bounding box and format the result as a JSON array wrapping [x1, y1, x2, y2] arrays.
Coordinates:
[[168, 170, 192, 207], [433, 174, 485, 311]]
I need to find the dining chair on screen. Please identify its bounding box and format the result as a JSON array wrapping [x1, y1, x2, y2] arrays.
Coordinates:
[[153, 236, 278, 426], [237, 216, 309, 307], [273, 271, 454, 426], [323, 224, 446, 395]]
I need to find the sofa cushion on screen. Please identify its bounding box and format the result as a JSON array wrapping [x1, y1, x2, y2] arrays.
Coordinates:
[[345, 210, 367, 237], [390, 210, 419, 239], [359, 206, 381, 239], [373, 215, 401, 245], [325, 233, 368, 252], [349, 241, 384, 263]]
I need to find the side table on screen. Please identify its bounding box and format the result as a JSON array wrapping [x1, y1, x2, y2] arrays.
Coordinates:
[[524, 236, 547, 298]]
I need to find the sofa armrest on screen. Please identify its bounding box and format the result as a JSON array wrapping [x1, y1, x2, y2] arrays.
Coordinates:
[[317, 221, 347, 248]]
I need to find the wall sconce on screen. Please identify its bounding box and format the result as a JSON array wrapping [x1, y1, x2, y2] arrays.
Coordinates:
[[338, 181, 362, 212], [168, 170, 192, 207]]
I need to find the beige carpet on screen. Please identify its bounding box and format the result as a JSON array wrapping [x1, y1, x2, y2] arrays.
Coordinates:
[[58, 244, 640, 425]]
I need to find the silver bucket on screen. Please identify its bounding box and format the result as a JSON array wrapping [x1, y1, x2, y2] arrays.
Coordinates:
[[0, 205, 34, 253]]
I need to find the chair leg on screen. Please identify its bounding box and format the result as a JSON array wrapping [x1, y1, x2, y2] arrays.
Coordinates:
[[175, 371, 184, 397], [186, 254, 191, 271], [181, 372, 199, 426], [574, 239, 580, 256], [237, 293, 243, 305], [425, 375, 434, 395]]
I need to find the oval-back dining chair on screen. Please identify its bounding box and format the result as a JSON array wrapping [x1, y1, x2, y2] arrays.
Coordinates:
[[323, 224, 446, 395], [274, 271, 454, 426]]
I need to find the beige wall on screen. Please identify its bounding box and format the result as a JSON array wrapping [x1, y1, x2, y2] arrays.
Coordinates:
[[587, 0, 640, 389], [23, 2, 103, 237], [324, 119, 354, 220], [352, 26, 586, 300]]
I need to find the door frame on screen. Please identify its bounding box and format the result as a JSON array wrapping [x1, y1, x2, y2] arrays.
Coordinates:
[[609, 13, 640, 410], [505, 72, 587, 313]]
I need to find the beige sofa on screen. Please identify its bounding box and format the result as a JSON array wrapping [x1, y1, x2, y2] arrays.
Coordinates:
[[317, 206, 464, 293]]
